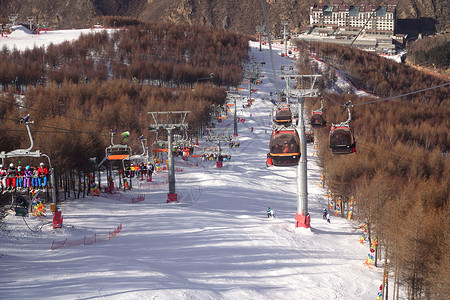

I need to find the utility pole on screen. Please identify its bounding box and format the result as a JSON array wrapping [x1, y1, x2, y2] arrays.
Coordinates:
[[9, 14, 18, 26], [205, 128, 232, 168], [148, 111, 189, 202], [226, 90, 240, 137], [243, 61, 264, 103], [255, 23, 266, 51], [282, 75, 321, 228], [27, 16, 34, 32], [281, 20, 289, 55], [280, 65, 295, 104]]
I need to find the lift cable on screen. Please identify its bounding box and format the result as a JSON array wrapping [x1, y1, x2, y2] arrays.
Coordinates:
[[322, 82, 450, 108], [0, 116, 110, 136], [0, 98, 101, 123]]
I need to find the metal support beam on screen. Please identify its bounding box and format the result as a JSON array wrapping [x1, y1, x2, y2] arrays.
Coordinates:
[[295, 97, 310, 228], [167, 128, 175, 194], [148, 111, 190, 202], [281, 20, 289, 55], [280, 75, 322, 229]]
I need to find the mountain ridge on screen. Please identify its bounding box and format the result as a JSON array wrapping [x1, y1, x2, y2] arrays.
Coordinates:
[[0, 0, 447, 35]]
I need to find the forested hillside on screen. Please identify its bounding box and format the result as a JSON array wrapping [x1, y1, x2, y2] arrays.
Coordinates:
[[0, 19, 249, 172], [297, 40, 449, 299], [0, 0, 448, 34]]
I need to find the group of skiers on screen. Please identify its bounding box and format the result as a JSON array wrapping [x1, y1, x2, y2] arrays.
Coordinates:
[[0, 162, 49, 192], [201, 153, 231, 162], [123, 162, 154, 179], [173, 147, 194, 158]]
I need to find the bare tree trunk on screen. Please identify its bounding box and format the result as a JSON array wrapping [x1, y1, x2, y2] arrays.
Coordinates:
[[63, 171, 67, 200], [383, 247, 388, 300], [393, 264, 399, 300], [77, 169, 81, 199], [374, 237, 378, 267]]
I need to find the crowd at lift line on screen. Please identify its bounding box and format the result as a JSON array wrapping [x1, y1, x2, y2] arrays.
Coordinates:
[[0, 162, 49, 192]]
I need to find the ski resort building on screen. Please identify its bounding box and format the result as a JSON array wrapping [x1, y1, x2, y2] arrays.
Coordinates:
[[309, 2, 398, 36]]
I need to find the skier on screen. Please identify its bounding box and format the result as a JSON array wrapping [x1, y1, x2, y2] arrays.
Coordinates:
[[251, 127, 253, 132], [24, 166, 32, 188], [37, 162, 49, 187], [6, 163, 17, 190], [267, 207, 275, 218], [326, 212, 331, 223], [0, 164, 6, 192], [323, 208, 327, 220]]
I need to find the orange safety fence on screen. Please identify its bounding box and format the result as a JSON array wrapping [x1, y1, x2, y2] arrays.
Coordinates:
[[51, 223, 122, 250]]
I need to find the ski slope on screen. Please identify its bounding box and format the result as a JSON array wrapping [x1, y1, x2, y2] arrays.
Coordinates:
[[0, 29, 384, 299]]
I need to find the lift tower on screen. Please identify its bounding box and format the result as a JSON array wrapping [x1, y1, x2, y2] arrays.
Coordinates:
[[226, 90, 241, 137], [281, 20, 289, 55], [282, 75, 321, 228], [148, 111, 189, 202]]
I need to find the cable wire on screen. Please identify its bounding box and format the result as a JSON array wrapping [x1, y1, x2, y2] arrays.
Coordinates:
[[322, 82, 450, 107], [22, 216, 52, 233], [0, 98, 101, 123], [0, 116, 110, 136]]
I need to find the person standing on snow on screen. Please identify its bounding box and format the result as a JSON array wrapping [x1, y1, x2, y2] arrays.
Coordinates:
[[327, 212, 331, 223], [323, 208, 328, 220], [267, 207, 275, 218]]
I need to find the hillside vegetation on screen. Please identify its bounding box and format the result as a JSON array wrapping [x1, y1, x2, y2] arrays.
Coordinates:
[[0, 19, 249, 171], [406, 33, 450, 74], [297, 40, 449, 299]]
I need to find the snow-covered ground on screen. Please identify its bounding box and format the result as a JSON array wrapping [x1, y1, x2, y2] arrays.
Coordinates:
[[0, 29, 387, 299]]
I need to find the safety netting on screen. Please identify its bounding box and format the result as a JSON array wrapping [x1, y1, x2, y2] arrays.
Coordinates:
[[51, 223, 122, 250]]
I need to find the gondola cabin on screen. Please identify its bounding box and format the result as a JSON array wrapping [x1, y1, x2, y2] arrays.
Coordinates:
[[310, 111, 327, 128], [267, 129, 301, 166], [306, 130, 314, 143], [329, 125, 356, 155], [275, 108, 292, 126]]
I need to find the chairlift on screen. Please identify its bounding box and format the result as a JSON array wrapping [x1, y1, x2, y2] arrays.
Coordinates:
[[127, 135, 150, 164], [310, 97, 327, 128], [329, 102, 356, 155], [105, 130, 132, 161], [0, 114, 54, 202], [267, 127, 300, 167]]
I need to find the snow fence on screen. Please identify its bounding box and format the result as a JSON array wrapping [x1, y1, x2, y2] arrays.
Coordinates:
[[51, 223, 122, 250]]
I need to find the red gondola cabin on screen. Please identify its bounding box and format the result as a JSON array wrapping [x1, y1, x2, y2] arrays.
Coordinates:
[[267, 129, 301, 166], [329, 125, 356, 155]]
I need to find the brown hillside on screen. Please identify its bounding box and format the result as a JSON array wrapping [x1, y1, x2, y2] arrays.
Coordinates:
[[0, 0, 448, 34]]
